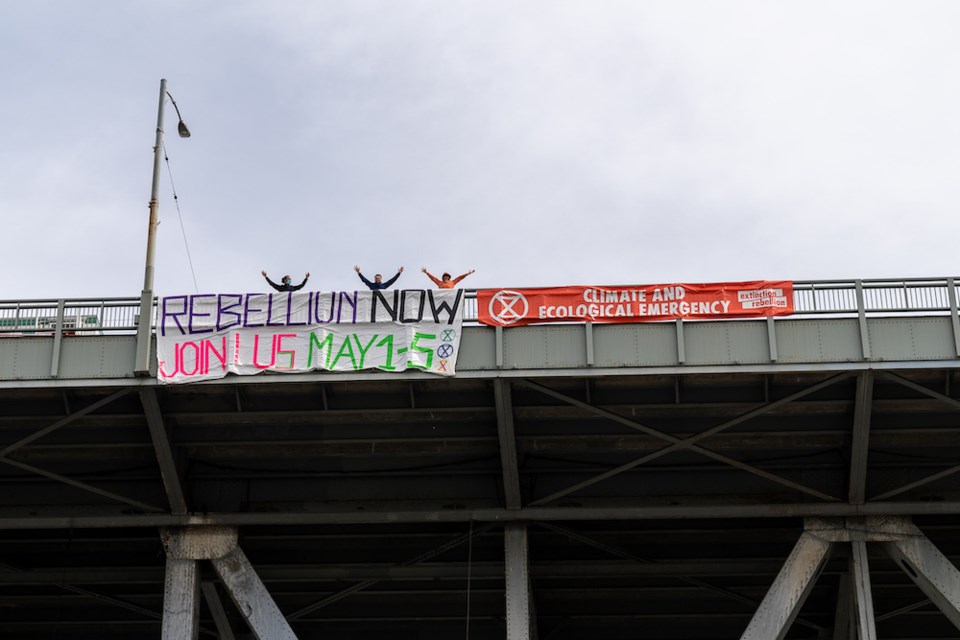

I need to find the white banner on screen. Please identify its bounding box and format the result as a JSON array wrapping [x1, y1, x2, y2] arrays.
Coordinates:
[[156, 289, 465, 384]]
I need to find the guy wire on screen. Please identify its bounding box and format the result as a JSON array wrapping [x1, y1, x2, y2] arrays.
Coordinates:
[[162, 141, 200, 293]]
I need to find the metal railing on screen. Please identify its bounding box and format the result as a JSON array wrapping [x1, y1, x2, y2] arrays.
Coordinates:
[[1, 278, 957, 335], [0, 298, 141, 335], [793, 279, 956, 315]]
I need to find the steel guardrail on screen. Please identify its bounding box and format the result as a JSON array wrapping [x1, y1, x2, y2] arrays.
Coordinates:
[[1, 278, 957, 335]]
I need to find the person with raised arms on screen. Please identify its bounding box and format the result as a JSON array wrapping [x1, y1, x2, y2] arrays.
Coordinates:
[[261, 271, 310, 292], [354, 265, 404, 290], [422, 267, 475, 289]]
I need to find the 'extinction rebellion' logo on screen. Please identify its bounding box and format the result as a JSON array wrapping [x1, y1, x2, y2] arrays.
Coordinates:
[[737, 288, 788, 310], [488, 290, 529, 325]]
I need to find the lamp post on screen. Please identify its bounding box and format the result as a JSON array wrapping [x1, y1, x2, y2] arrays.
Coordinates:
[[134, 78, 190, 375]]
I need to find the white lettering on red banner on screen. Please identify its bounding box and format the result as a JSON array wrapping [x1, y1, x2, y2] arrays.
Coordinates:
[[478, 281, 794, 327]]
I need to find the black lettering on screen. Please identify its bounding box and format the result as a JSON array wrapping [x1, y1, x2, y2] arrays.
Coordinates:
[[370, 290, 399, 322], [427, 289, 463, 325], [399, 290, 425, 324]]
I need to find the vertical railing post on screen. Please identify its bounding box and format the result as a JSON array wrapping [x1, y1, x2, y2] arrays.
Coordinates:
[[134, 294, 155, 375], [50, 299, 66, 377], [584, 322, 594, 366], [496, 325, 504, 368], [676, 318, 685, 364], [948, 278, 960, 357], [855, 280, 871, 360], [767, 316, 778, 362]]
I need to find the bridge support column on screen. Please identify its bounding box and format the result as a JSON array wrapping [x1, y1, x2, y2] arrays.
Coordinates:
[[504, 524, 536, 640], [825, 572, 853, 640], [881, 519, 960, 629], [850, 540, 877, 639], [494, 379, 522, 510], [744, 517, 960, 639], [161, 526, 298, 640], [201, 581, 237, 640], [739, 530, 833, 640], [162, 557, 200, 640]]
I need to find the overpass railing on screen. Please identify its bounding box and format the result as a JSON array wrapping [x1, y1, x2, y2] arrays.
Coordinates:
[[0, 278, 957, 335]]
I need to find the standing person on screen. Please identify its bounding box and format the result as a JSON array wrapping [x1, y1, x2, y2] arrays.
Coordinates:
[[355, 266, 404, 290], [261, 271, 310, 292], [422, 267, 475, 289]]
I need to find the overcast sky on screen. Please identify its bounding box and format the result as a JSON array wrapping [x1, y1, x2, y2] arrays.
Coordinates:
[[3, 2, 960, 300]]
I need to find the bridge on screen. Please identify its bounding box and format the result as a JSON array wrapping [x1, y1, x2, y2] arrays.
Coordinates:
[[3, 278, 960, 639]]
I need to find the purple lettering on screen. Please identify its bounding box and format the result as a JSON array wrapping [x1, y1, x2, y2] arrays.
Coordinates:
[[188, 295, 215, 334], [217, 294, 243, 331], [243, 293, 266, 327], [265, 293, 285, 327], [286, 292, 306, 326], [160, 296, 188, 337], [337, 291, 358, 324], [312, 291, 335, 324]]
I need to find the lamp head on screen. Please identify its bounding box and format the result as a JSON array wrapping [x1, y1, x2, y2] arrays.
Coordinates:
[[177, 120, 191, 138]]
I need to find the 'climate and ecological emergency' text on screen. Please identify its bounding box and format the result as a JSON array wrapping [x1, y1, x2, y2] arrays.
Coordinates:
[[477, 282, 793, 326]]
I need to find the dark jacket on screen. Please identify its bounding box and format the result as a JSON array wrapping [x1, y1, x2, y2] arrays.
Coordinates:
[[265, 275, 309, 292], [358, 271, 401, 291]]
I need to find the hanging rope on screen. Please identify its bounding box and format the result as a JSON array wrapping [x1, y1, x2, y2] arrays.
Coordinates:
[[161, 142, 200, 293], [465, 519, 474, 640]]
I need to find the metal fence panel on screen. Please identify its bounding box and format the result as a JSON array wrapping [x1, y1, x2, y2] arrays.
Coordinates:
[[0, 279, 956, 333]]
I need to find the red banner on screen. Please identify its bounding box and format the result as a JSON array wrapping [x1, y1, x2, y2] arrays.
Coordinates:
[[477, 281, 794, 327]]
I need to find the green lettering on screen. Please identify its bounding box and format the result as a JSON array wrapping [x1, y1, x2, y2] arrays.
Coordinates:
[[404, 332, 435, 370], [307, 332, 334, 369], [376, 334, 396, 371], [331, 335, 359, 370], [352, 334, 379, 368]]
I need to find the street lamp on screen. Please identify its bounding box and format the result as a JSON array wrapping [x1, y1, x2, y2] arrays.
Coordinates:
[[134, 78, 190, 375]]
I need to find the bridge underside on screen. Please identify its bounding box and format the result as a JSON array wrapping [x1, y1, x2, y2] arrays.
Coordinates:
[[3, 366, 960, 638]]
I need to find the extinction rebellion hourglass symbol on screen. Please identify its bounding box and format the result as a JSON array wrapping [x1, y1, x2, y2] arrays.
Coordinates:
[[488, 290, 529, 325]]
